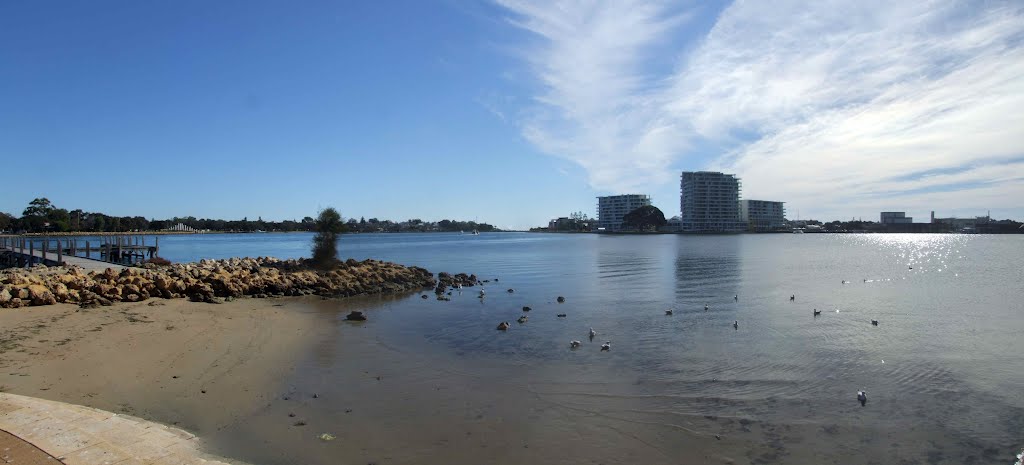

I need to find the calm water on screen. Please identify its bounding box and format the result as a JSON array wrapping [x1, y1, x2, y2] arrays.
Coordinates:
[[81, 233, 1024, 463]]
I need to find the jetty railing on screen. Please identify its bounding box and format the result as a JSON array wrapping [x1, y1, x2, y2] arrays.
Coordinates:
[[0, 234, 159, 267]]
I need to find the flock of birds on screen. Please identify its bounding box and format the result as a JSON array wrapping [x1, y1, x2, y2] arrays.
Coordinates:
[[440, 278, 881, 406]]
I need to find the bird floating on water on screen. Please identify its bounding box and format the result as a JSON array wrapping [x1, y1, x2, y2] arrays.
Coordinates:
[[569, 340, 581, 349], [813, 309, 821, 316], [517, 315, 528, 324], [507, 288, 514, 293], [522, 306, 531, 312], [790, 294, 796, 301], [496, 321, 510, 331], [871, 319, 879, 326], [704, 304, 709, 311], [734, 294, 738, 301], [556, 313, 567, 318], [665, 309, 673, 315], [589, 327, 596, 339], [857, 390, 867, 406], [600, 341, 611, 351], [733, 320, 739, 329]]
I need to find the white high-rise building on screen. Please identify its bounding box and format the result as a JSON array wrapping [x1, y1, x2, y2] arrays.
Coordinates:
[[740, 200, 786, 232], [596, 195, 652, 232], [680, 171, 744, 233]]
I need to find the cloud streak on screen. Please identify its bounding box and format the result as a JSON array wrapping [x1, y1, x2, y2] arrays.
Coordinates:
[[497, 0, 1024, 219]]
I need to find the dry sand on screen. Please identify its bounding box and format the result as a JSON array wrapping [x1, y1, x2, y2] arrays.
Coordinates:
[[0, 297, 333, 438]]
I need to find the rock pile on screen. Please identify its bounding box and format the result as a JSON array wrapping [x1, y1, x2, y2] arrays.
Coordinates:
[[0, 257, 440, 308], [433, 272, 478, 297]]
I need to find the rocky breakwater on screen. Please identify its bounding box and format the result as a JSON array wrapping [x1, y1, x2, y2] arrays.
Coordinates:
[[0, 257, 441, 308]]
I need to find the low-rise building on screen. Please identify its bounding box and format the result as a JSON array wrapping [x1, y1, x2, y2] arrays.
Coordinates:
[[740, 200, 786, 232]]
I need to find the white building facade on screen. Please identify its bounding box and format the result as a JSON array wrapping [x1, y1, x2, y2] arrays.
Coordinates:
[[680, 171, 744, 233], [596, 195, 652, 232], [740, 200, 786, 232]]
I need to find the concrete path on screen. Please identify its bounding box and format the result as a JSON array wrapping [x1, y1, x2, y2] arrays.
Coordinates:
[[1, 428, 63, 464], [0, 393, 236, 465]]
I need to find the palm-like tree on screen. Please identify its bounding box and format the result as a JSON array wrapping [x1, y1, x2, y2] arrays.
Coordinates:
[[311, 207, 344, 268]]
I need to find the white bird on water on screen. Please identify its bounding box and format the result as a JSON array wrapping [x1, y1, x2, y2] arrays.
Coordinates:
[[569, 340, 581, 349], [589, 327, 596, 338], [600, 341, 611, 351]]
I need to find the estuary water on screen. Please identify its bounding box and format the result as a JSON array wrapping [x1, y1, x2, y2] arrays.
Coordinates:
[[105, 233, 1024, 463]]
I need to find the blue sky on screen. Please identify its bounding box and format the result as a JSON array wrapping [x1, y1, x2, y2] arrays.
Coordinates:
[[2, 1, 1022, 229]]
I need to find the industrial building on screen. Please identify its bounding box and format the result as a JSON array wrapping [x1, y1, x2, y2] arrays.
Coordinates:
[[880, 212, 913, 224]]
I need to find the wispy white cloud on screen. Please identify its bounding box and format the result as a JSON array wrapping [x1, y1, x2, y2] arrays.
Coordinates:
[[496, 0, 1024, 219]]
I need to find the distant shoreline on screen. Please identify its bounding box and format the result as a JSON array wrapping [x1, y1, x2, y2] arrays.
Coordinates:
[[2, 230, 516, 237]]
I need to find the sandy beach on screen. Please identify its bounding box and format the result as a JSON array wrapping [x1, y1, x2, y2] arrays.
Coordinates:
[[0, 297, 334, 438]]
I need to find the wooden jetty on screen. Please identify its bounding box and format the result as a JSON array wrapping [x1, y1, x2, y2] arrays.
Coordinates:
[[0, 235, 160, 272]]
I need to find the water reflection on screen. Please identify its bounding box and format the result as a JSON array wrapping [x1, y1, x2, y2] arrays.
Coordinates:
[[673, 236, 741, 306]]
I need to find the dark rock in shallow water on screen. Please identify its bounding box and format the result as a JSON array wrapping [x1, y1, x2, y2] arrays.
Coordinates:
[[345, 311, 367, 321]]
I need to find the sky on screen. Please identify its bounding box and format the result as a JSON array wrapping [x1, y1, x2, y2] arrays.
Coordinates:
[[2, 0, 1022, 229]]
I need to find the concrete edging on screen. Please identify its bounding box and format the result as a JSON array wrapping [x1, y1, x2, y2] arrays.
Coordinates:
[[0, 393, 238, 465]]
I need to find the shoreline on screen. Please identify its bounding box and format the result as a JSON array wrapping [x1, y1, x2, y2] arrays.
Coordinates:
[[0, 297, 337, 462]]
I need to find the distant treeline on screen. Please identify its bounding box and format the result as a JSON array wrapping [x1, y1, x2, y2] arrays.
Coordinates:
[[0, 198, 498, 234]]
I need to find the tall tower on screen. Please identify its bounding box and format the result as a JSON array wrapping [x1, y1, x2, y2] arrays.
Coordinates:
[[679, 171, 743, 233]]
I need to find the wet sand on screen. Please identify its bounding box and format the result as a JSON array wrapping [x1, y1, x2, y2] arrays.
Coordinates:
[[0, 297, 333, 439]]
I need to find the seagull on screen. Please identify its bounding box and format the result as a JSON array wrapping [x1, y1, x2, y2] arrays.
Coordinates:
[[589, 328, 596, 339], [569, 340, 581, 349], [600, 341, 611, 351], [857, 390, 867, 406], [665, 309, 673, 315]]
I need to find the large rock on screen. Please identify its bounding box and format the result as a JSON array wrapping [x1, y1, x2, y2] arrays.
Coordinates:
[[27, 284, 56, 306]]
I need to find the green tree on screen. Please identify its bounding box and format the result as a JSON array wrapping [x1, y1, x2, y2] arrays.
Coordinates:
[[311, 208, 344, 268], [0, 212, 13, 232], [622, 205, 667, 231], [22, 198, 55, 218]]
